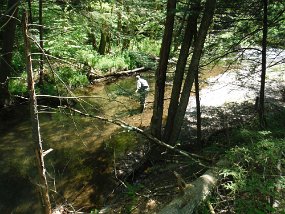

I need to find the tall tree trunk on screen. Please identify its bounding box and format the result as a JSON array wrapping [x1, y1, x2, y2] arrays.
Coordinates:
[[38, 0, 44, 85], [172, 0, 191, 53], [195, 69, 202, 145], [168, 0, 216, 145], [23, 12, 52, 214], [28, 0, 33, 23], [150, 0, 177, 139], [163, 1, 200, 142], [259, 0, 268, 129], [0, 0, 19, 108]]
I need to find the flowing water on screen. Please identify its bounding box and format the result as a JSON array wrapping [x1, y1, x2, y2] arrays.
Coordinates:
[[0, 66, 228, 213], [0, 73, 157, 213]]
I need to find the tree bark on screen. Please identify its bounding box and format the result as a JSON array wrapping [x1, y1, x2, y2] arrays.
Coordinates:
[[172, 0, 191, 53], [195, 69, 202, 145], [98, 30, 107, 55], [158, 161, 223, 214], [168, 0, 216, 145], [259, 0, 268, 129], [0, 0, 19, 108], [163, 1, 200, 143], [87, 67, 149, 83], [151, 0, 177, 139], [38, 0, 44, 85], [23, 11, 52, 214]]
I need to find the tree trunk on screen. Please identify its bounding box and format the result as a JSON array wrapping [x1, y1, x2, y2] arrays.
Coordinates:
[[27, 0, 33, 23], [0, 0, 19, 108], [168, 0, 216, 145], [259, 0, 268, 129], [38, 0, 44, 85], [98, 30, 107, 55], [158, 161, 224, 214], [195, 69, 202, 145], [172, 0, 191, 53], [163, 1, 200, 143], [151, 0, 177, 139], [23, 11, 52, 214]]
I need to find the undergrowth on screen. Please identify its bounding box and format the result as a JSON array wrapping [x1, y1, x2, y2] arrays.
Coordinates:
[[198, 107, 285, 213]]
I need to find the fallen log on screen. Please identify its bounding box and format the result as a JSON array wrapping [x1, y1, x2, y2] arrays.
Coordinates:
[[87, 67, 150, 83], [158, 161, 224, 214]]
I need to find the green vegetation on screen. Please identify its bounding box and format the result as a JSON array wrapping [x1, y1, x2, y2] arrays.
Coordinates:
[[1, 0, 285, 213], [199, 107, 285, 213]]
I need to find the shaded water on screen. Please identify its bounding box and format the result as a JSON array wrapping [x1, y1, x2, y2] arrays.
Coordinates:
[[0, 73, 156, 213], [0, 66, 226, 213]]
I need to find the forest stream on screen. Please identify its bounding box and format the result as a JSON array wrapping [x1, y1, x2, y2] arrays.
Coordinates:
[[1, 52, 284, 213], [0, 71, 170, 213]]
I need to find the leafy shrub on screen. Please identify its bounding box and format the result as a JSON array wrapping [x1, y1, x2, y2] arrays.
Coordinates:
[[96, 54, 128, 72], [8, 73, 28, 96], [126, 51, 157, 69], [135, 38, 161, 56], [56, 66, 89, 88], [37, 82, 58, 95], [218, 138, 285, 213], [75, 49, 99, 67]]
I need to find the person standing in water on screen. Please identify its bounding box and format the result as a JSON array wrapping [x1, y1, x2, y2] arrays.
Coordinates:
[[135, 75, 149, 112]]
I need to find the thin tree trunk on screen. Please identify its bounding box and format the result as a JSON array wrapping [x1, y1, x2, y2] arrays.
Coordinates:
[[195, 69, 202, 145], [0, 0, 19, 107], [151, 0, 177, 139], [259, 0, 268, 129], [163, 1, 200, 143], [172, 0, 191, 53], [27, 0, 33, 23], [38, 0, 44, 85], [22, 11, 52, 214], [168, 0, 216, 145]]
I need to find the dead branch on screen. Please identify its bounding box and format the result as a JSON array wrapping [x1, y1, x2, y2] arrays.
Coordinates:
[[23, 11, 52, 214], [158, 160, 224, 214], [61, 106, 211, 167]]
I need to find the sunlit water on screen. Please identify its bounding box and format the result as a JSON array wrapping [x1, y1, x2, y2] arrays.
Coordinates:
[[0, 73, 156, 213], [0, 65, 237, 212]]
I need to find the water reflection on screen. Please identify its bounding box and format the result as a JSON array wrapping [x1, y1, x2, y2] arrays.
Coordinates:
[[0, 73, 154, 213]]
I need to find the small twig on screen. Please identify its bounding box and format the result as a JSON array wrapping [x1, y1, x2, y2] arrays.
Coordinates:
[[113, 148, 127, 188]]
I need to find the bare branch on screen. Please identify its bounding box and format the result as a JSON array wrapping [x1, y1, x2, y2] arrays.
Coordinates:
[[61, 106, 212, 167]]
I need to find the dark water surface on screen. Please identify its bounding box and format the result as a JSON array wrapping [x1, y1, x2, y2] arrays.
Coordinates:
[[0, 65, 225, 213], [0, 73, 155, 213]]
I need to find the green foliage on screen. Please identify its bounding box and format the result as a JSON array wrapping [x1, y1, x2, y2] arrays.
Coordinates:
[[56, 66, 89, 88], [198, 108, 285, 213], [76, 49, 99, 67], [107, 131, 138, 155], [8, 73, 28, 96], [38, 82, 58, 96], [216, 116, 285, 213], [123, 182, 144, 214], [125, 182, 144, 197], [96, 54, 128, 72], [134, 38, 161, 56], [126, 51, 157, 69], [220, 138, 285, 213]]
